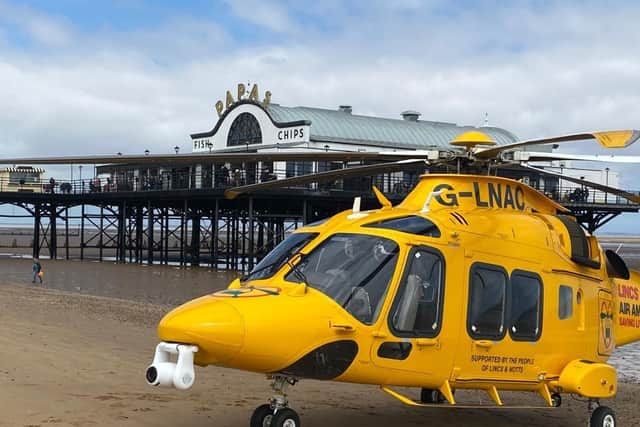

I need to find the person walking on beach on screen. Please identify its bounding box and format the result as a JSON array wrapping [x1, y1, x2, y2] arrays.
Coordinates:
[[32, 258, 43, 284]]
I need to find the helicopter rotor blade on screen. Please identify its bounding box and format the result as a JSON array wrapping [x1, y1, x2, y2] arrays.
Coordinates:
[[224, 159, 428, 199], [475, 130, 640, 159], [509, 151, 640, 163], [0, 150, 431, 166], [521, 163, 640, 204]]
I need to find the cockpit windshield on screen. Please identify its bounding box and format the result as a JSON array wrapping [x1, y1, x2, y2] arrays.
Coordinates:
[[243, 232, 318, 281], [285, 233, 399, 325]]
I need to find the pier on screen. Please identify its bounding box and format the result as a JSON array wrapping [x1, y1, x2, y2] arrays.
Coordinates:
[[0, 165, 637, 272]]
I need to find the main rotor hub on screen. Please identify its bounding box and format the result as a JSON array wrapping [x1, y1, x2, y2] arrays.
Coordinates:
[[450, 130, 497, 150]]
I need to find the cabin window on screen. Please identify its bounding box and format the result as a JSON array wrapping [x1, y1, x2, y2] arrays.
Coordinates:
[[467, 263, 508, 340], [243, 232, 318, 281], [559, 285, 573, 319], [509, 271, 543, 341], [390, 247, 445, 337], [363, 216, 441, 238]]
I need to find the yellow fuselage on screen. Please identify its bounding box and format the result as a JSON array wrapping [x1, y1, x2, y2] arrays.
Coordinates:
[[157, 175, 640, 399]]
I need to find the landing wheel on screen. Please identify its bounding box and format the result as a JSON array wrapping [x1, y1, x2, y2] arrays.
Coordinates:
[[271, 408, 301, 427], [590, 406, 616, 427], [250, 404, 275, 427], [551, 393, 562, 407], [420, 388, 446, 404]]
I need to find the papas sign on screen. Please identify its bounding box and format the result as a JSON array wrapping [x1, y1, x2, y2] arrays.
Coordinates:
[[216, 83, 272, 117]]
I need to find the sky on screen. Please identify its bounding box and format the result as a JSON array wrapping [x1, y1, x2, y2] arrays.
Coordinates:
[[0, 0, 639, 232]]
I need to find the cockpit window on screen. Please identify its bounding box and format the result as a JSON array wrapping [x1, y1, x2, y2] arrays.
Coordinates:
[[363, 216, 440, 238], [285, 233, 399, 325], [243, 232, 318, 281]]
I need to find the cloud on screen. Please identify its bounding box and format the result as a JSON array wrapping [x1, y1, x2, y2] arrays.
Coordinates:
[[0, 1, 73, 46], [222, 0, 298, 34]]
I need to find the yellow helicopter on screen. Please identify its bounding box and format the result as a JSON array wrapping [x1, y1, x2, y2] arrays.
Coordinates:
[[145, 129, 640, 427]]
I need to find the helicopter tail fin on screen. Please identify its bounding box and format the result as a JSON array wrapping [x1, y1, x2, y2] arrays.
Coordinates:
[[613, 269, 640, 347]]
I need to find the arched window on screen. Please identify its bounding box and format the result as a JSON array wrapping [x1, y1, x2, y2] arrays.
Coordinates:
[[227, 113, 262, 147]]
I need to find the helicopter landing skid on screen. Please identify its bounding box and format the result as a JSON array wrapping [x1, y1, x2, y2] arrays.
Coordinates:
[[381, 386, 555, 410]]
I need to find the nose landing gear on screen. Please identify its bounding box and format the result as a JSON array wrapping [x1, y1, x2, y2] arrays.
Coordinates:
[[250, 375, 301, 427]]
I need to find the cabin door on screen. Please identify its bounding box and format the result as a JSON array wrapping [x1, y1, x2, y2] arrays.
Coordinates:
[[371, 246, 454, 381]]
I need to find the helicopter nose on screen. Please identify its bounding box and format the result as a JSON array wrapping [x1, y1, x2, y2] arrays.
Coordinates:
[[157, 298, 245, 365]]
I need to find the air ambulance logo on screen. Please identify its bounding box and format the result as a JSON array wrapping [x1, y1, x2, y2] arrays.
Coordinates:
[[214, 286, 281, 298], [600, 299, 615, 353]]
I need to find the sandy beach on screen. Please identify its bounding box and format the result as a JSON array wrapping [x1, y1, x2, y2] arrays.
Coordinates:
[[0, 259, 639, 427]]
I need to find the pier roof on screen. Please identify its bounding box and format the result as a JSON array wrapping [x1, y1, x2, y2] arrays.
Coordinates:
[[266, 104, 518, 149]]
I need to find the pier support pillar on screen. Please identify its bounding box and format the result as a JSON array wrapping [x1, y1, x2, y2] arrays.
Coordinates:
[[118, 202, 126, 263], [213, 199, 219, 269], [147, 202, 154, 265], [64, 207, 70, 260], [191, 214, 200, 267], [135, 206, 143, 263], [33, 204, 41, 258], [80, 204, 85, 260], [49, 204, 57, 260], [248, 197, 254, 271]]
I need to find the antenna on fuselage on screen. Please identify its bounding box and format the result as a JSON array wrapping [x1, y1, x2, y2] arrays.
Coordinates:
[[347, 196, 368, 220], [421, 190, 445, 213], [352, 196, 361, 213]]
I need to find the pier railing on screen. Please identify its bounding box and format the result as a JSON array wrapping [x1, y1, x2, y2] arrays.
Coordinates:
[[0, 166, 424, 198], [0, 167, 638, 207]]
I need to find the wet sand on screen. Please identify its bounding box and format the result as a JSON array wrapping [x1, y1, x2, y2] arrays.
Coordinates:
[[1, 259, 640, 426], [0, 258, 236, 306]]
